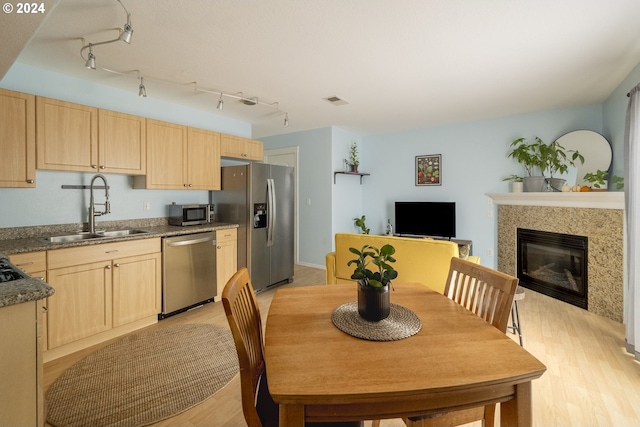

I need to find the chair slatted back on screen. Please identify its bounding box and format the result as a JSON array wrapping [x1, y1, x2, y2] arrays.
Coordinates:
[[222, 268, 267, 427], [444, 257, 519, 333]]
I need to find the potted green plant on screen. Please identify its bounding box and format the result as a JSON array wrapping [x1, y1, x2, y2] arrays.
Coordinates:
[[539, 140, 584, 191], [353, 215, 370, 234], [502, 174, 524, 193], [583, 170, 624, 191], [506, 137, 547, 192], [348, 244, 397, 321], [348, 142, 360, 173]]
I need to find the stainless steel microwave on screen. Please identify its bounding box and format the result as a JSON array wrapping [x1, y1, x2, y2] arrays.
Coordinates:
[[168, 203, 211, 226]]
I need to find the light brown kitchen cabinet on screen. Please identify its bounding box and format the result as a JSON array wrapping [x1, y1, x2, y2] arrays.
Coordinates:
[[215, 228, 238, 301], [36, 97, 146, 174], [98, 109, 146, 175], [9, 251, 48, 351], [45, 239, 161, 357], [36, 96, 98, 172], [133, 119, 221, 190], [0, 88, 36, 188], [220, 134, 263, 161], [112, 252, 161, 327], [0, 300, 44, 427]]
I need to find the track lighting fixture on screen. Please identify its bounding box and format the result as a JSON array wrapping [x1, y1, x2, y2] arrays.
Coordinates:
[[119, 0, 133, 44], [138, 77, 147, 97], [76, 0, 287, 127], [80, 0, 132, 68], [85, 45, 96, 69]]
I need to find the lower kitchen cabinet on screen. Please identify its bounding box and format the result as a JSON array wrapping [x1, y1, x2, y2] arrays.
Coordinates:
[[215, 228, 238, 301], [45, 238, 161, 360], [0, 300, 44, 427], [46, 260, 113, 348], [112, 252, 161, 327]]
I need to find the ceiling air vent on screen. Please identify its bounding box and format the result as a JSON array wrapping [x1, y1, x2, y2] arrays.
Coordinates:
[[323, 96, 349, 106]]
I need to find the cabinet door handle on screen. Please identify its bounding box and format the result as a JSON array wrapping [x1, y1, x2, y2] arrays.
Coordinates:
[[27, 179, 34, 184], [105, 250, 119, 254], [105, 265, 112, 269], [114, 263, 120, 267], [92, 165, 98, 169], [42, 306, 48, 313], [100, 165, 105, 169], [217, 245, 221, 249]]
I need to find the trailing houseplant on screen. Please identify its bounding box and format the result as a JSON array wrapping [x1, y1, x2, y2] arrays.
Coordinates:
[[348, 244, 397, 321]]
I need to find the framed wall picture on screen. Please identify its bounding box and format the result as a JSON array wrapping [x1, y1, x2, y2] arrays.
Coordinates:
[[416, 154, 441, 186]]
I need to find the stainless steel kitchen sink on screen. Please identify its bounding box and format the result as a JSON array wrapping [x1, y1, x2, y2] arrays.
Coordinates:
[[98, 229, 151, 238], [42, 229, 151, 243], [42, 232, 104, 243]]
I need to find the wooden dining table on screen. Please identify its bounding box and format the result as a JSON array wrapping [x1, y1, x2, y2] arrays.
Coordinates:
[[264, 282, 546, 427]]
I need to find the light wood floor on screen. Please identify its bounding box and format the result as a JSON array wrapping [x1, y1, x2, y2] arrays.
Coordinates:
[[43, 265, 640, 427]]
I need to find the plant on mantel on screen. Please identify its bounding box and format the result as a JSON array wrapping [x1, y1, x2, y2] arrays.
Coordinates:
[[583, 169, 624, 190]]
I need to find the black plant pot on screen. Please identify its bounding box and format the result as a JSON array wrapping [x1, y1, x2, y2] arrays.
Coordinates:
[[357, 284, 390, 321]]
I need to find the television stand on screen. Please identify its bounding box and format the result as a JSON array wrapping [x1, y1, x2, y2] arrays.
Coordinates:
[[395, 234, 473, 256]]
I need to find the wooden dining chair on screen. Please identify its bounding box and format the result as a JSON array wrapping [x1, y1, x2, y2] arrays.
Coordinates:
[[399, 257, 519, 427], [222, 268, 363, 427]]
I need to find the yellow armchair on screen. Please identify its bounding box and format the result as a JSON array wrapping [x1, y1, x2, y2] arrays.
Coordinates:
[[326, 233, 479, 294]]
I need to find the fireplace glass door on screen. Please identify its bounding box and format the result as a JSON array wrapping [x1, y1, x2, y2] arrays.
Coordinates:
[[517, 228, 588, 309]]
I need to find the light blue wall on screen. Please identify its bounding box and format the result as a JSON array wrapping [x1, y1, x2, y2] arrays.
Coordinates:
[[264, 105, 604, 268], [261, 128, 333, 268], [0, 62, 251, 228], [331, 128, 363, 237], [362, 105, 603, 268]]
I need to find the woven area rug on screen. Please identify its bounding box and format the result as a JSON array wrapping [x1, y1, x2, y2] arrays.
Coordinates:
[[45, 323, 239, 427]]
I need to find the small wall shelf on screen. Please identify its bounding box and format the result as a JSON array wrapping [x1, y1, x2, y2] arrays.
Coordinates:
[[334, 171, 370, 184]]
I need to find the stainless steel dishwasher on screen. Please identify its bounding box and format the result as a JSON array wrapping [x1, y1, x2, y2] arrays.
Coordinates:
[[161, 231, 217, 318]]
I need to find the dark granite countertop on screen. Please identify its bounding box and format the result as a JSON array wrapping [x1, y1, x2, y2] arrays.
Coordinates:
[[0, 218, 239, 308]]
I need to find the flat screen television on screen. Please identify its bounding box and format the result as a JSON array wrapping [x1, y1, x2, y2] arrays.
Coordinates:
[[395, 201, 456, 239]]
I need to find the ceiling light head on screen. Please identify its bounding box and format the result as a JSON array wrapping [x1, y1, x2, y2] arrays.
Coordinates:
[[138, 77, 146, 97], [217, 93, 224, 110], [85, 45, 96, 69], [120, 22, 133, 44], [284, 113, 289, 128]]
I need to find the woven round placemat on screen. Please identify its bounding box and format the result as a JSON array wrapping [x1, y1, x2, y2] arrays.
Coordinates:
[[331, 302, 421, 341]]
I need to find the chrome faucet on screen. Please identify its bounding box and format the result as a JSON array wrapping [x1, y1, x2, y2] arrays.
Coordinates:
[[88, 174, 110, 234]]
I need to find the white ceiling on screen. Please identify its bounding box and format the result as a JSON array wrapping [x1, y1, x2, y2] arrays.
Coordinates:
[[5, 0, 640, 138]]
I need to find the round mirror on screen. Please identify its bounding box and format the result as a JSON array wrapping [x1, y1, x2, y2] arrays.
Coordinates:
[[555, 130, 612, 186]]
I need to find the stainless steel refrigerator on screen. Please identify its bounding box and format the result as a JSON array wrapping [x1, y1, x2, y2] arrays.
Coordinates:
[[212, 163, 294, 291]]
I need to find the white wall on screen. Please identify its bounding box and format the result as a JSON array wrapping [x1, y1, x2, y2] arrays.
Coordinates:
[[0, 62, 251, 227]]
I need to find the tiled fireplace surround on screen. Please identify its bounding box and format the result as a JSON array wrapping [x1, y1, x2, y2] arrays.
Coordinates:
[[489, 192, 624, 323]]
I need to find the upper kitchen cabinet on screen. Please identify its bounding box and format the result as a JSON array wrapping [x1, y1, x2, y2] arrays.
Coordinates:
[[97, 109, 146, 175], [36, 96, 98, 172], [0, 89, 36, 188], [220, 134, 263, 161], [36, 97, 146, 174], [133, 119, 221, 190]]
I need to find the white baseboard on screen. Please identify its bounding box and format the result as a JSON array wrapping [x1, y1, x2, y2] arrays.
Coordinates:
[[296, 261, 325, 270]]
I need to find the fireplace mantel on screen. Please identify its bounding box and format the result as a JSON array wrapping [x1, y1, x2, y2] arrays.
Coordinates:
[[487, 192, 624, 210]]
